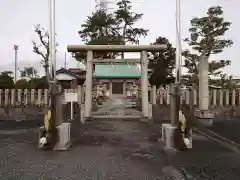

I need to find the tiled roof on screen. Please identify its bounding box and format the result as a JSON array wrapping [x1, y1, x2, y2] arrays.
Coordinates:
[[56, 68, 85, 79], [68, 68, 85, 74]]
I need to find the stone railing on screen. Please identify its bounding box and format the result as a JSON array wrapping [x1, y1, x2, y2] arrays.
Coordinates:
[[0, 86, 86, 107], [0, 86, 239, 108], [0, 87, 86, 118], [155, 87, 240, 107]]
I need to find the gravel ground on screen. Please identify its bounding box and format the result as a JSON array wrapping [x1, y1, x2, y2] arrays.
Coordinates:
[[0, 100, 240, 179], [0, 120, 178, 180]]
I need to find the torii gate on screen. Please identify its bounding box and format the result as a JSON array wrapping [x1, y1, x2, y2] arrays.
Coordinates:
[[67, 45, 167, 120]]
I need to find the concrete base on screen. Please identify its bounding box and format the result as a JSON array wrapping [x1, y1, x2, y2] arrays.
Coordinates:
[[162, 123, 177, 150], [162, 124, 193, 150], [194, 109, 214, 127], [38, 123, 71, 151], [53, 123, 71, 151]]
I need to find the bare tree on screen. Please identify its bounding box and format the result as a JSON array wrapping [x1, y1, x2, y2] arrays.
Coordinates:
[[20, 66, 39, 79], [32, 24, 58, 80]]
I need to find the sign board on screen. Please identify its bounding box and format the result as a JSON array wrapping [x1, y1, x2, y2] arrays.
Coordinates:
[[64, 93, 78, 103]]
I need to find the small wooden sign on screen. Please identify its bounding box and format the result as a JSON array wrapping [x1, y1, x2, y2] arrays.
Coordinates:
[[64, 93, 78, 103]]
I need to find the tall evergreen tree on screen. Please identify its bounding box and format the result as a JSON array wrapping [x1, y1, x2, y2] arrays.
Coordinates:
[[183, 6, 233, 86], [75, 0, 148, 63], [148, 37, 175, 87]]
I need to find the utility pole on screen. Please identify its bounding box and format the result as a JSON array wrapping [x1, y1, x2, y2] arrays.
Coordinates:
[[170, 0, 182, 126], [14, 44, 19, 83], [48, 0, 58, 138]]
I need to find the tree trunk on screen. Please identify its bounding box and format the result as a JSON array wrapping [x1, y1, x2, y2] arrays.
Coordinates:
[[121, 25, 127, 59], [44, 65, 49, 81]]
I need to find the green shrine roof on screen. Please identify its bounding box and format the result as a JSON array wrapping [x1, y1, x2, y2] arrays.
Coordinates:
[[94, 64, 141, 78]]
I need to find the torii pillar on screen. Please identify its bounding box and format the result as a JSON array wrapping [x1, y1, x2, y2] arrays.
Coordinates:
[[85, 51, 93, 119], [141, 51, 149, 118]]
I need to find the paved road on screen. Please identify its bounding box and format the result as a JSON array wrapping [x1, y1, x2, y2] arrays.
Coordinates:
[[1, 99, 240, 179], [208, 120, 240, 144]]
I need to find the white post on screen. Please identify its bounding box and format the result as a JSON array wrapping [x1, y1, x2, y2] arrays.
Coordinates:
[[51, 0, 56, 81], [70, 102, 73, 119], [232, 89, 236, 106], [141, 51, 149, 117], [225, 90, 229, 106], [219, 89, 223, 106], [110, 81, 112, 96], [199, 55, 209, 110], [140, 64, 143, 111], [212, 89, 217, 107], [84, 51, 93, 118], [152, 85, 157, 104]]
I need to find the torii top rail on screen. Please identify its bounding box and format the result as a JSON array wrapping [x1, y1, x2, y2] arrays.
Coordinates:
[[67, 44, 167, 120], [67, 45, 167, 52]]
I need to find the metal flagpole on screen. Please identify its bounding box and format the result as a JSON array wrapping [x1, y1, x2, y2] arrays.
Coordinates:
[[175, 0, 182, 84], [174, 0, 191, 148], [48, 0, 57, 142], [170, 0, 182, 126], [14, 44, 19, 83]]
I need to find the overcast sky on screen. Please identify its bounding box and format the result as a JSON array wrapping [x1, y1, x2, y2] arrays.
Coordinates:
[[0, 0, 239, 77]]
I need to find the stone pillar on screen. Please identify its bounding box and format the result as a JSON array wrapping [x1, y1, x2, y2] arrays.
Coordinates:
[[185, 89, 190, 106], [212, 89, 217, 107], [77, 85, 82, 105], [109, 80, 112, 97], [159, 87, 164, 105], [141, 58, 144, 111], [232, 89, 236, 107], [225, 90, 229, 106], [238, 91, 240, 107], [56, 93, 63, 126], [123, 80, 126, 97], [151, 85, 157, 104], [84, 51, 93, 118], [199, 55, 209, 110], [219, 89, 223, 106], [166, 86, 170, 105], [141, 51, 149, 118], [150, 87, 153, 103], [194, 55, 214, 126], [169, 85, 177, 126]]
